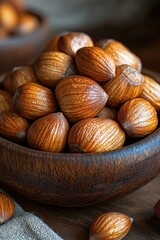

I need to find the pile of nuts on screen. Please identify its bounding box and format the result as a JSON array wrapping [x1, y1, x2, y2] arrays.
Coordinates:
[[0, 0, 39, 38], [0, 31, 159, 153]]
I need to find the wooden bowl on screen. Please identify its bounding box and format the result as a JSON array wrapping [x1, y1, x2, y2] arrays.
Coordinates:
[[0, 9, 51, 75], [0, 69, 160, 207]]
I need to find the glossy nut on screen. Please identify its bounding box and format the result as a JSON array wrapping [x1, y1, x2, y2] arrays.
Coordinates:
[[140, 75, 160, 111], [97, 106, 117, 121], [104, 40, 142, 72], [75, 46, 116, 82], [34, 51, 77, 87], [0, 2, 19, 31], [27, 112, 69, 152], [0, 192, 15, 225], [103, 64, 144, 106], [0, 110, 29, 143], [12, 82, 58, 120], [55, 75, 108, 122], [89, 212, 132, 240], [16, 12, 39, 34], [0, 90, 13, 113], [68, 118, 126, 153], [57, 32, 94, 57], [6, 66, 38, 95], [118, 98, 158, 137]]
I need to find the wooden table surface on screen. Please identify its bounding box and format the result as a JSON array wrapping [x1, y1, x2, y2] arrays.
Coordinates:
[[1, 22, 160, 239], [1, 174, 160, 240]]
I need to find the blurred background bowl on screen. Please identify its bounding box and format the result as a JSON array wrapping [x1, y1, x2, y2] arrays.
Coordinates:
[[0, 9, 51, 75]]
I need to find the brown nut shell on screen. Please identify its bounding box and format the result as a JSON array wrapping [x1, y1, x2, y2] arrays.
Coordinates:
[[34, 51, 77, 87], [68, 118, 126, 153], [0, 192, 15, 225], [55, 75, 108, 122], [0, 90, 13, 113], [75, 46, 116, 82], [0, 2, 19, 31], [0, 110, 29, 143], [12, 82, 58, 120], [58, 32, 94, 57], [118, 98, 158, 137], [27, 112, 69, 152], [8, 66, 38, 95], [104, 40, 142, 72], [103, 65, 144, 107], [97, 106, 117, 121], [140, 75, 160, 111], [89, 212, 132, 240]]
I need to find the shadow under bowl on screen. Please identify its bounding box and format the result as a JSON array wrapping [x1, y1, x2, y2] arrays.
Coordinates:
[[0, 69, 160, 207], [0, 9, 51, 75]]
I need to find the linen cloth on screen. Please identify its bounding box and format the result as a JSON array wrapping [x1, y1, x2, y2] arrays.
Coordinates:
[[0, 194, 63, 240]]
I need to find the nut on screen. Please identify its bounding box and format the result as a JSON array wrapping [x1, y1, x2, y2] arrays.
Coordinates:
[[57, 32, 94, 57], [27, 112, 69, 152], [97, 106, 117, 121], [68, 118, 126, 153], [95, 38, 115, 49], [118, 98, 158, 137], [0, 2, 19, 31], [104, 40, 142, 72], [0, 110, 29, 143], [16, 12, 39, 34], [103, 64, 144, 106], [0, 192, 15, 224], [0, 90, 13, 113], [75, 46, 116, 82], [140, 75, 160, 111], [45, 34, 61, 52], [34, 51, 77, 87], [89, 212, 132, 240], [154, 199, 160, 219], [55, 75, 108, 122], [12, 82, 58, 120], [5, 66, 38, 95]]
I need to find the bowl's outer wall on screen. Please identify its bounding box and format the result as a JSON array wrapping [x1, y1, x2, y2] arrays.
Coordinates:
[[0, 70, 160, 207]]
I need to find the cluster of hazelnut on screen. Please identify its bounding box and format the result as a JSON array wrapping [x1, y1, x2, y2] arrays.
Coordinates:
[[0, 0, 39, 38], [0, 31, 159, 153]]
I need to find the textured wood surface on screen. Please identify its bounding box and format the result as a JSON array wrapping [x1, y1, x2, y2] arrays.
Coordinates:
[[1, 175, 160, 239]]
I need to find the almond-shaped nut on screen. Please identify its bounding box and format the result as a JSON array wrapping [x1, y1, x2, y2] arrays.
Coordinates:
[[104, 40, 142, 72], [103, 65, 144, 107], [0, 110, 29, 143], [139, 75, 160, 111], [97, 106, 117, 121], [89, 212, 132, 240], [75, 46, 116, 82], [154, 199, 160, 220], [0, 90, 13, 113], [55, 75, 108, 122], [27, 112, 69, 152], [118, 98, 158, 137], [95, 38, 115, 49], [58, 32, 94, 57], [68, 118, 126, 153], [12, 82, 58, 120], [34, 51, 77, 87], [0, 192, 15, 224], [16, 12, 39, 34], [8, 66, 38, 94], [0, 2, 19, 31]]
